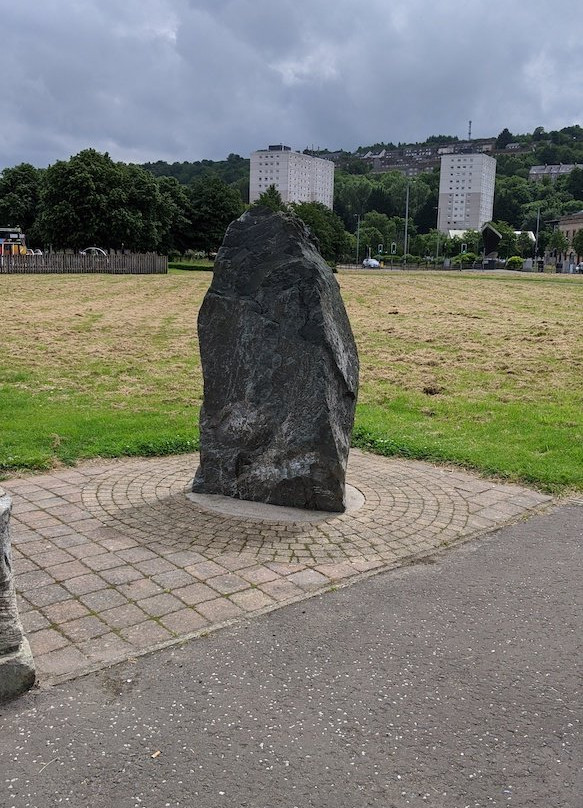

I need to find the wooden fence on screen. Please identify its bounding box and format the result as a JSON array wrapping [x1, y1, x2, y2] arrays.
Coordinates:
[[0, 252, 168, 275]]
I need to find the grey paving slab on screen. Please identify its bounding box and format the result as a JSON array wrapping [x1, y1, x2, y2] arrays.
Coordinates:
[[2, 450, 555, 684]]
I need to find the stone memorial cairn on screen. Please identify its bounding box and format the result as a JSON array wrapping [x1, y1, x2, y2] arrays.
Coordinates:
[[193, 207, 359, 512], [0, 489, 35, 700]]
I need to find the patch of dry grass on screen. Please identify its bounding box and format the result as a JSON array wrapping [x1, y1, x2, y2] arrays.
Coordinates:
[[2, 270, 582, 490], [341, 271, 582, 407], [2, 273, 207, 407]]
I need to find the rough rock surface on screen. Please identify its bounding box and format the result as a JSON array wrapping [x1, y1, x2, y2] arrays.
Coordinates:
[[193, 207, 359, 512], [0, 490, 36, 700]]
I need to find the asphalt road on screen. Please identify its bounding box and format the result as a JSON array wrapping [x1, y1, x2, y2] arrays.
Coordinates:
[[1, 504, 581, 808]]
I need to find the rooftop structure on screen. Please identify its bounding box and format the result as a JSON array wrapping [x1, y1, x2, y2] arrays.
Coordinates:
[[528, 164, 583, 182]]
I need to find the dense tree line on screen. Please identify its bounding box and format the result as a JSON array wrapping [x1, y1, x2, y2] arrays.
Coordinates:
[[329, 124, 583, 258], [142, 153, 250, 203], [0, 149, 352, 262], [0, 150, 244, 254], [3, 124, 583, 262]]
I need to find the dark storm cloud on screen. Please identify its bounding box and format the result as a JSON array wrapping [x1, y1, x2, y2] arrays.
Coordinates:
[[1, 0, 581, 169]]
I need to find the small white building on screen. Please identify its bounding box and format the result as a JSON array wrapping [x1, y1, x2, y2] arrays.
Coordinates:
[[437, 153, 496, 233], [249, 145, 335, 209]]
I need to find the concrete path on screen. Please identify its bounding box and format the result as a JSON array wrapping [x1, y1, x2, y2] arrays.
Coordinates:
[[2, 450, 554, 683], [1, 501, 581, 808]]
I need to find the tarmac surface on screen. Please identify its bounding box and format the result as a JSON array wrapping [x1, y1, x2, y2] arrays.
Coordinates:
[[1, 497, 581, 808], [2, 450, 554, 683]]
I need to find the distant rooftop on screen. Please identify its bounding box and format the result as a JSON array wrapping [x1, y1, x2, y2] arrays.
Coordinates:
[[529, 164, 583, 181]]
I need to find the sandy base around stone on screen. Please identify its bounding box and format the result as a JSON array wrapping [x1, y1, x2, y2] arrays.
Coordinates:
[[186, 484, 366, 523]]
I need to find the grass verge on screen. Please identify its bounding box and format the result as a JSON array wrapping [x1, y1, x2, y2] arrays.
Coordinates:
[[1, 270, 582, 492]]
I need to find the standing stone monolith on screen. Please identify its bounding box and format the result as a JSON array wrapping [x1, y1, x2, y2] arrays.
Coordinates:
[[193, 207, 359, 512], [0, 490, 35, 701]]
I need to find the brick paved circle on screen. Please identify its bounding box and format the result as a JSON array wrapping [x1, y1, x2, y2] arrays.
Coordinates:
[[8, 451, 554, 683], [80, 450, 481, 564]]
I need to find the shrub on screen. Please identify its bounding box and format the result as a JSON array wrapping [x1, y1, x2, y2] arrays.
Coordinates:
[[505, 256, 524, 270], [451, 252, 478, 264]]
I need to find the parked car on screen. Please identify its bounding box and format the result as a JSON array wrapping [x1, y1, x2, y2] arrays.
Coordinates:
[[362, 258, 380, 268]]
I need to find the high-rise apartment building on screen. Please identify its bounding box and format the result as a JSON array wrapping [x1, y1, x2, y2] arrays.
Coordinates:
[[437, 153, 496, 232], [249, 145, 334, 209]]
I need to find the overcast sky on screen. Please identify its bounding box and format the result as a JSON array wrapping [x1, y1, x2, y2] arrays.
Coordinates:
[[2, 0, 582, 169]]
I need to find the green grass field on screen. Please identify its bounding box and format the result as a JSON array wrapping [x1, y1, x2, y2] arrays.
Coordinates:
[[2, 270, 582, 493]]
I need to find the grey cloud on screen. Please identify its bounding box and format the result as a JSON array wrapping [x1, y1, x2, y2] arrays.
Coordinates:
[[1, 0, 582, 169]]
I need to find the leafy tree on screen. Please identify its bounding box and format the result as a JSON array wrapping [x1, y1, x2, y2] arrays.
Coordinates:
[[413, 170, 440, 232], [115, 163, 164, 251], [187, 175, 244, 254], [339, 156, 371, 175], [38, 149, 128, 250], [565, 166, 583, 199], [390, 216, 412, 253], [37, 149, 170, 251], [142, 153, 249, 188], [378, 172, 430, 224], [291, 202, 351, 261], [571, 228, 583, 258], [516, 231, 535, 257], [560, 124, 583, 142], [491, 221, 518, 258], [230, 175, 249, 204], [458, 229, 480, 253], [333, 174, 373, 228], [0, 163, 43, 245], [532, 126, 546, 141], [366, 184, 394, 218], [496, 128, 514, 149], [359, 225, 385, 258], [156, 176, 192, 254], [493, 176, 534, 227], [451, 251, 479, 265], [425, 135, 459, 145], [361, 211, 397, 247], [414, 229, 449, 259], [547, 229, 568, 255], [495, 154, 535, 179], [254, 184, 285, 211]]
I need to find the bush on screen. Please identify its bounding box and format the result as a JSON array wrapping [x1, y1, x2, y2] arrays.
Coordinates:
[[451, 251, 478, 264], [505, 256, 524, 270]]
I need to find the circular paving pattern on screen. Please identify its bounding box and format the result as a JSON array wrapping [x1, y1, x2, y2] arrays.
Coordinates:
[[80, 451, 478, 564], [186, 484, 365, 522]]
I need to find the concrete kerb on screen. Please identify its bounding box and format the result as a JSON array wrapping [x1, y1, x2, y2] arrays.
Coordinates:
[[2, 450, 558, 688]]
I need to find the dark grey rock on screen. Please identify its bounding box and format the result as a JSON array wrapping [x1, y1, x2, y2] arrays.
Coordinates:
[[0, 491, 36, 701], [193, 207, 359, 512]]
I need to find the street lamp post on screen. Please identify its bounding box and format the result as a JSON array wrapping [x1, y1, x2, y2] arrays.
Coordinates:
[[355, 214, 361, 267]]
